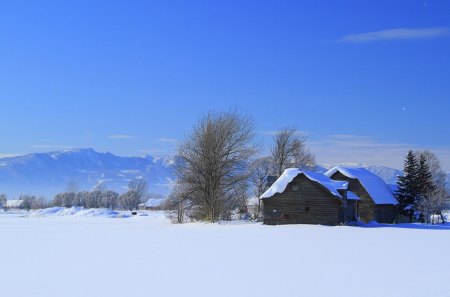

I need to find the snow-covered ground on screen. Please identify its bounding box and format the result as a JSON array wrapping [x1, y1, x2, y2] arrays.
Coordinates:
[[1, 209, 450, 297]]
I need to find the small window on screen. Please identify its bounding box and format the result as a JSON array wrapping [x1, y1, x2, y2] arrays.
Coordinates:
[[305, 206, 310, 212], [291, 185, 300, 191]]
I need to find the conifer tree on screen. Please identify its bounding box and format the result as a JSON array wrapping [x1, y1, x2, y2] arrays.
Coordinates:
[[396, 151, 419, 222], [416, 154, 436, 197]]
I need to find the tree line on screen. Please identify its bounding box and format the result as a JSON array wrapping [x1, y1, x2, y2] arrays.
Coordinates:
[[0, 178, 151, 212], [52, 178, 149, 210]]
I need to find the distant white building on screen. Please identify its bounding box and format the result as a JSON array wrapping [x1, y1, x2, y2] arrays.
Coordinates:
[[6, 200, 24, 209], [139, 198, 165, 210]]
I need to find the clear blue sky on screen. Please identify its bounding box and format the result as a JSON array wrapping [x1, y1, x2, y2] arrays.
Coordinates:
[[1, 0, 449, 169]]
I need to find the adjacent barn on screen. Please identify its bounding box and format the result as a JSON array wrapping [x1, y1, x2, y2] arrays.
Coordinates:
[[325, 167, 398, 223]]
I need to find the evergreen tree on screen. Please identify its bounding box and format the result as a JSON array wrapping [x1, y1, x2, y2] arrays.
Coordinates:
[[396, 151, 419, 222], [416, 154, 436, 197]]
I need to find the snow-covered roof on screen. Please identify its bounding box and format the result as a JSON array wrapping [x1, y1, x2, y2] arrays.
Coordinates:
[[260, 168, 348, 199], [144, 198, 165, 208], [325, 167, 399, 205]]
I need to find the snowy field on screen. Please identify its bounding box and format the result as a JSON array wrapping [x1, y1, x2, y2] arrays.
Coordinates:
[[1, 209, 450, 297]]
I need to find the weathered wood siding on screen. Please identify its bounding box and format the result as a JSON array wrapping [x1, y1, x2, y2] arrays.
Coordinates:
[[344, 200, 358, 222], [263, 174, 343, 225], [375, 205, 397, 223], [329, 171, 397, 223]]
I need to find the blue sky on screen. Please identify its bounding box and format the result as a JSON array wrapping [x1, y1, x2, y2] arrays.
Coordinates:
[[0, 0, 449, 170]]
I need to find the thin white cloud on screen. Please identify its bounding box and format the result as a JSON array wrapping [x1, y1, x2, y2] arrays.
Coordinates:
[[158, 137, 179, 144], [30, 144, 72, 150], [308, 134, 450, 171], [340, 27, 450, 43], [108, 134, 136, 140]]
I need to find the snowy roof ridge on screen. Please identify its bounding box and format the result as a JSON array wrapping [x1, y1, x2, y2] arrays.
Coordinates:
[[324, 166, 399, 205], [260, 168, 348, 199]]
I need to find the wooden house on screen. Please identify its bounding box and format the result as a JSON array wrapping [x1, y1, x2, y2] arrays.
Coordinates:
[[325, 167, 398, 224], [261, 169, 349, 225], [261, 167, 398, 225]]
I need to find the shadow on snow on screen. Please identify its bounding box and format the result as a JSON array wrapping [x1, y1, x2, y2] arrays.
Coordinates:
[[358, 221, 450, 230]]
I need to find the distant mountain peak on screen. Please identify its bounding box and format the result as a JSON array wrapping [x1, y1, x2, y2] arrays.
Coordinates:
[[0, 148, 175, 199]]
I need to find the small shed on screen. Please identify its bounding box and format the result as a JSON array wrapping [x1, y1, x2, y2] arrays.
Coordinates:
[[325, 167, 399, 223]]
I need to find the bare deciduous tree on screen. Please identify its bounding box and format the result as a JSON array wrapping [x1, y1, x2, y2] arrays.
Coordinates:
[[416, 189, 449, 225], [86, 190, 103, 208], [76, 191, 90, 207], [20, 195, 36, 211], [271, 128, 315, 177], [102, 190, 120, 210], [165, 182, 192, 223], [128, 178, 148, 204], [62, 192, 76, 207], [52, 193, 63, 207], [175, 110, 257, 222], [220, 182, 250, 221], [119, 190, 140, 211], [248, 156, 272, 218], [52, 189, 120, 209], [53, 193, 71, 207], [33, 197, 47, 209]]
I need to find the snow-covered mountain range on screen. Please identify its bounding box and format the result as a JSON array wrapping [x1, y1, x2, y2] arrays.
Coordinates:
[[0, 148, 175, 199], [0, 148, 447, 199]]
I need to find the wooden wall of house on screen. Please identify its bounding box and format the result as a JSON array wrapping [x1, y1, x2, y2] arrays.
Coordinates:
[[344, 200, 358, 222], [375, 205, 397, 223], [329, 171, 375, 223], [263, 174, 343, 225]]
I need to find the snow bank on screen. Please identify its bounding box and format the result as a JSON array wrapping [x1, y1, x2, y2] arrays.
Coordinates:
[[261, 168, 348, 199], [325, 166, 399, 205], [30, 207, 127, 218]]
